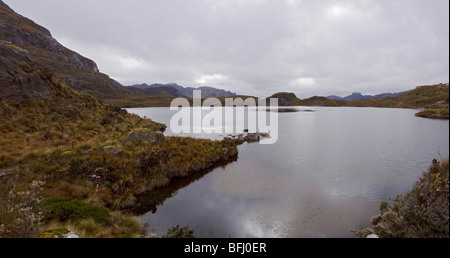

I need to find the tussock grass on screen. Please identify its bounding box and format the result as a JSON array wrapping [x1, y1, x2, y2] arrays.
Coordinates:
[[1, 80, 238, 238]]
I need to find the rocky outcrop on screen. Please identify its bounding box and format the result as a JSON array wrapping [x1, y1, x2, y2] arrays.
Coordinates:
[[244, 133, 260, 143], [40, 228, 80, 238], [0, 1, 130, 100], [0, 1, 98, 73], [225, 132, 271, 144], [0, 40, 53, 100], [123, 129, 164, 145]]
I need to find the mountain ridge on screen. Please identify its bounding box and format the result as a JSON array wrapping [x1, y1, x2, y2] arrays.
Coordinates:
[[327, 91, 409, 101], [128, 83, 237, 98]]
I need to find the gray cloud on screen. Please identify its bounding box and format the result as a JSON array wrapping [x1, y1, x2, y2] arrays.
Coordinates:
[[4, 0, 449, 98]]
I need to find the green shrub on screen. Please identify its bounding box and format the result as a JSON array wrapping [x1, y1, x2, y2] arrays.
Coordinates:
[[113, 195, 137, 210], [42, 197, 110, 225], [68, 158, 101, 179], [380, 201, 389, 213], [163, 225, 195, 238]]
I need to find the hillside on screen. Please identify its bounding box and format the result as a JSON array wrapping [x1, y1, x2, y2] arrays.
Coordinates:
[[351, 84, 449, 119], [268, 92, 301, 106], [355, 158, 449, 238], [0, 40, 239, 239], [0, 40, 56, 100], [0, 1, 132, 100], [0, 1, 181, 107], [267, 84, 449, 119], [0, 6, 240, 238]]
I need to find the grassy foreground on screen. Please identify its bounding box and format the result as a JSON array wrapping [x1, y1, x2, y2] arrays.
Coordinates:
[[0, 79, 238, 238]]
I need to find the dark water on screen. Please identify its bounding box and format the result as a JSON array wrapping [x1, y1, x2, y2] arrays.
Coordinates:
[[126, 106, 449, 238]]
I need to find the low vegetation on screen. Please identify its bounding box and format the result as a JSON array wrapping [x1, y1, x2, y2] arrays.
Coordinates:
[[265, 84, 449, 120], [0, 71, 238, 238], [355, 158, 449, 238], [415, 108, 449, 120]]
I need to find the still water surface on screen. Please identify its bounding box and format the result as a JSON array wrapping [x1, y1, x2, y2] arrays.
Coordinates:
[[126, 107, 449, 238]]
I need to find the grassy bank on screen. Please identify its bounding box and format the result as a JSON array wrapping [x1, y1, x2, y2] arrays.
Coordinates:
[[355, 158, 449, 238], [415, 107, 449, 120], [0, 80, 239, 238]]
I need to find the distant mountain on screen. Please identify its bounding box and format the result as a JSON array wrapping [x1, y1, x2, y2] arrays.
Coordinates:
[[326, 95, 343, 100], [128, 84, 184, 97], [343, 93, 373, 101], [372, 91, 408, 99], [128, 83, 237, 98], [327, 91, 409, 101]]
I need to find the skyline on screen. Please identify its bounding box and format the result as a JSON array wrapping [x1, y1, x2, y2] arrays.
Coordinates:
[[4, 0, 449, 98]]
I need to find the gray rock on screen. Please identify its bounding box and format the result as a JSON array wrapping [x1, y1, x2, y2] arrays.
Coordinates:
[[0, 41, 53, 101], [366, 234, 379, 238], [123, 129, 164, 145], [103, 146, 124, 157], [89, 168, 110, 185], [260, 132, 270, 138], [62, 230, 80, 239], [0, 168, 14, 177], [244, 133, 260, 143]]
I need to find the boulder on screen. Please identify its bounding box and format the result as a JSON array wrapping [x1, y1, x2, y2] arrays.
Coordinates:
[[103, 146, 124, 157], [124, 129, 164, 145], [0, 168, 14, 177], [244, 133, 260, 143]]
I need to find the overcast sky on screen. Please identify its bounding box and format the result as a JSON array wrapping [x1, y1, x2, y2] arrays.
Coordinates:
[[4, 0, 449, 98]]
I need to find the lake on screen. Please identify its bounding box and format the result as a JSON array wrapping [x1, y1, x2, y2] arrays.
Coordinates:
[[126, 106, 449, 238]]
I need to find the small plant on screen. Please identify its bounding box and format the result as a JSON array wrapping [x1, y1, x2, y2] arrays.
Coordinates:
[[163, 225, 195, 238], [113, 195, 137, 210], [42, 197, 110, 225], [0, 181, 45, 238], [380, 201, 389, 214]]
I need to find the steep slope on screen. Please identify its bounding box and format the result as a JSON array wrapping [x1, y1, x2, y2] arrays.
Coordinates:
[[0, 40, 55, 100], [0, 1, 131, 100], [0, 3, 240, 238], [0, 40, 239, 239]]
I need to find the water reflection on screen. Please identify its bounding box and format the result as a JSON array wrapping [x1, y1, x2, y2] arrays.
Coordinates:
[[127, 107, 449, 238], [132, 157, 238, 215]]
